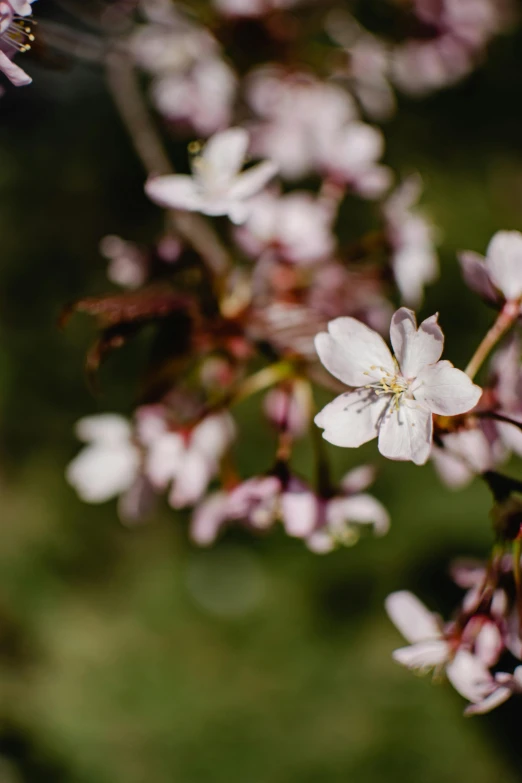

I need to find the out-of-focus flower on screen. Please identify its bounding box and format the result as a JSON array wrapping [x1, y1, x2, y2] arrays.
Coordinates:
[[213, 0, 300, 17], [432, 426, 503, 489], [131, 1, 237, 135], [263, 380, 312, 438], [100, 235, 149, 289], [235, 188, 336, 265], [459, 231, 522, 306], [66, 414, 141, 503], [145, 128, 278, 224], [315, 308, 482, 465], [152, 58, 237, 136], [191, 475, 282, 545], [326, 10, 395, 121], [386, 590, 510, 712], [391, 0, 510, 96], [0, 0, 35, 86], [285, 466, 390, 553], [246, 67, 390, 194], [489, 335, 522, 455], [138, 406, 236, 509], [191, 465, 388, 552], [383, 176, 438, 307]]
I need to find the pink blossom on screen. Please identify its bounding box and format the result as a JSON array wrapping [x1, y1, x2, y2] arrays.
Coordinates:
[[383, 176, 438, 307], [0, 0, 35, 86], [137, 407, 236, 509], [246, 67, 390, 194], [287, 467, 390, 553], [315, 308, 482, 465], [213, 0, 299, 17], [145, 128, 278, 224], [386, 590, 510, 712], [152, 57, 237, 136], [66, 414, 141, 504], [459, 231, 522, 305], [235, 188, 336, 265]]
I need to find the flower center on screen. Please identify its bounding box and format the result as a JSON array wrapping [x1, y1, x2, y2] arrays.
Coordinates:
[[367, 365, 410, 410], [0, 6, 35, 53]]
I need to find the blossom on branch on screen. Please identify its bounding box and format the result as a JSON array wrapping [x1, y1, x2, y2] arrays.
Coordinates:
[[314, 308, 482, 465], [145, 127, 278, 224]]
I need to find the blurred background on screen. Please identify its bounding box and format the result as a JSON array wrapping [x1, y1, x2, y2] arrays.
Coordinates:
[[1, 1, 522, 782]]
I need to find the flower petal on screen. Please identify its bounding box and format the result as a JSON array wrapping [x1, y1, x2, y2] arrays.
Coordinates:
[[66, 444, 139, 504], [315, 389, 388, 448], [485, 230, 522, 301], [0, 50, 31, 86], [385, 590, 442, 643], [315, 317, 394, 387], [145, 174, 202, 212], [281, 481, 319, 538], [412, 361, 482, 415], [228, 160, 279, 201], [446, 650, 494, 703], [75, 414, 132, 446], [392, 640, 449, 670], [191, 492, 230, 545], [378, 398, 433, 465], [464, 685, 512, 716], [202, 127, 249, 182], [340, 464, 376, 494], [390, 308, 443, 379], [327, 494, 390, 535], [458, 250, 499, 304]]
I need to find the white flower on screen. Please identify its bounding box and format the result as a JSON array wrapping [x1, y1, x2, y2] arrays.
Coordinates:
[[386, 590, 512, 714], [386, 590, 451, 671], [145, 128, 278, 225], [138, 408, 236, 509], [314, 308, 482, 465], [66, 414, 140, 503], [234, 188, 336, 265], [459, 231, 522, 304], [384, 176, 438, 307]]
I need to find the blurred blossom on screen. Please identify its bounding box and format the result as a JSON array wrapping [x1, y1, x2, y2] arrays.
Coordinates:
[[290, 468, 390, 554], [145, 127, 278, 224], [152, 57, 237, 136], [263, 381, 311, 438], [391, 0, 512, 96], [0, 0, 35, 86], [459, 230, 522, 305], [383, 176, 438, 307], [234, 188, 336, 265], [66, 414, 141, 504], [213, 0, 300, 17], [100, 235, 149, 289], [315, 308, 481, 465], [326, 11, 395, 121], [131, 0, 237, 134], [432, 426, 503, 489], [137, 406, 236, 509]]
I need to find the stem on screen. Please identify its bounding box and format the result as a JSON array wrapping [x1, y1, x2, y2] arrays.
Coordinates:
[[105, 49, 231, 279], [232, 361, 295, 406], [465, 301, 519, 380]]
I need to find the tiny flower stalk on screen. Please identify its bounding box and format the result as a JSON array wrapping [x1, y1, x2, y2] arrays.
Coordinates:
[[465, 301, 520, 381]]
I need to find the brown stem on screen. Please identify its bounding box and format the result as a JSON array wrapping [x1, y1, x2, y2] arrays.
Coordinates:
[[465, 301, 519, 380], [105, 48, 231, 279]]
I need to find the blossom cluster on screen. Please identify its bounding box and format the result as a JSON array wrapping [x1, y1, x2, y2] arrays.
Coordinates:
[[15, 0, 522, 719]]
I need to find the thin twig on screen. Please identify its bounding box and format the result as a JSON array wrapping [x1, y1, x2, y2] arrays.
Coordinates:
[[105, 48, 231, 278]]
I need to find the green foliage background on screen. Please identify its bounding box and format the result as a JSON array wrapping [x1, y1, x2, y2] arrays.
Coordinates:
[[0, 7, 522, 782]]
